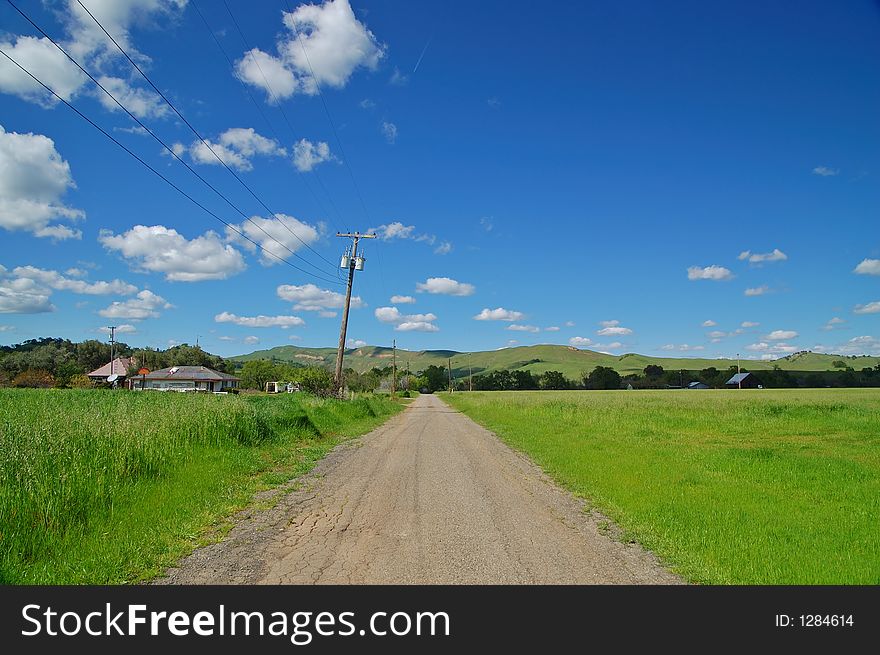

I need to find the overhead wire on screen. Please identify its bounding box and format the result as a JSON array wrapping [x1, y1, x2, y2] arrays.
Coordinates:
[[73, 0, 340, 275], [5, 0, 340, 284], [0, 47, 344, 286]]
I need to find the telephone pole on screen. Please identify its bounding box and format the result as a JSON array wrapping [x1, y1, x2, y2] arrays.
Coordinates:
[[468, 353, 473, 392], [334, 231, 376, 395], [448, 357, 453, 393], [392, 339, 397, 397], [107, 325, 116, 372], [737, 353, 742, 390]]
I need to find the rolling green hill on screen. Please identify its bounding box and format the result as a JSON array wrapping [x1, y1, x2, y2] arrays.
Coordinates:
[[232, 344, 880, 378]]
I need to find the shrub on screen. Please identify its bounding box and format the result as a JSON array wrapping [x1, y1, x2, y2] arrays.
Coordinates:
[[12, 369, 56, 388]]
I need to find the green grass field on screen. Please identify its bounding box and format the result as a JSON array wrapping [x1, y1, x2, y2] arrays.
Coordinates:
[[444, 389, 880, 584], [0, 389, 403, 584]]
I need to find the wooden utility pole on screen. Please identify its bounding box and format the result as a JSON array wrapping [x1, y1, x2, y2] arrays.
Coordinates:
[[392, 339, 397, 397], [448, 357, 453, 393], [108, 325, 116, 372], [737, 353, 742, 390], [334, 231, 376, 395], [468, 354, 473, 392]]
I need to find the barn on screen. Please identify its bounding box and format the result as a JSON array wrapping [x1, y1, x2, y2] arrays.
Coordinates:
[[136, 366, 240, 392], [725, 372, 761, 389]]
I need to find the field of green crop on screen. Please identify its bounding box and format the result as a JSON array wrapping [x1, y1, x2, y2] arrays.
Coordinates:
[[444, 389, 880, 584], [0, 389, 402, 584]]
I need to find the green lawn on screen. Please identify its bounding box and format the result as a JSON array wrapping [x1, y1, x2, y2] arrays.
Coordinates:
[[444, 389, 880, 584], [0, 389, 403, 584]]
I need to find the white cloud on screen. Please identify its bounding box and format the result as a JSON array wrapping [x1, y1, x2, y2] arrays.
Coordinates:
[[226, 213, 320, 266], [0, 36, 86, 105], [597, 326, 632, 336], [98, 290, 171, 320], [416, 277, 475, 296], [746, 341, 799, 354], [381, 121, 398, 144], [346, 338, 367, 348], [835, 335, 880, 355], [95, 75, 167, 119], [390, 294, 415, 304], [766, 330, 798, 340], [358, 98, 374, 109], [175, 128, 286, 172], [545, 326, 560, 332], [741, 321, 760, 328], [812, 166, 839, 177], [737, 248, 787, 264], [278, 283, 363, 312], [214, 311, 305, 328], [507, 324, 539, 333], [854, 259, 880, 276], [687, 265, 733, 281], [473, 307, 524, 322], [0, 125, 84, 240], [707, 330, 730, 339], [564, 321, 575, 327], [0, 325, 15, 332], [101, 225, 246, 282], [389, 66, 408, 86], [568, 336, 593, 348], [217, 336, 236, 342], [599, 319, 620, 328], [235, 0, 385, 101], [744, 285, 770, 296], [434, 241, 452, 255], [821, 317, 846, 331], [854, 301, 880, 315], [594, 342, 623, 352], [0, 266, 54, 313], [661, 344, 705, 352], [371, 222, 415, 240], [292, 138, 334, 172], [99, 324, 136, 335], [479, 217, 493, 232], [12, 265, 136, 295], [244, 335, 260, 345], [374, 306, 438, 332], [702, 320, 717, 327]]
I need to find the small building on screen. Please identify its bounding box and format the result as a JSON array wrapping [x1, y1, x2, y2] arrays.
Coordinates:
[[87, 357, 134, 385], [687, 381, 711, 390], [726, 372, 761, 389], [266, 381, 300, 393], [136, 366, 240, 392]]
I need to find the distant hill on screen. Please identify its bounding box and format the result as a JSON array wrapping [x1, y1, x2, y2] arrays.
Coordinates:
[[231, 344, 880, 378]]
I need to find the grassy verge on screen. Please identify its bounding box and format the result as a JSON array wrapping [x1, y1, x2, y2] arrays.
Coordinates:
[[0, 389, 403, 584], [443, 389, 880, 584]]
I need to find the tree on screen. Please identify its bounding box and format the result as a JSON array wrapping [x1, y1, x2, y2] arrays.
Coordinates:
[[296, 367, 334, 395], [240, 360, 277, 390], [540, 370, 570, 390], [421, 365, 449, 392], [12, 369, 56, 388], [832, 360, 847, 369], [644, 364, 664, 378], [585, 366, 622, 390]]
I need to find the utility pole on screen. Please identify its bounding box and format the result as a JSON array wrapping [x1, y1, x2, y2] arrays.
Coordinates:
[[392, 339, 397, 397], [468, 354, 473, 392], [334, 231, 376, 395], [448, 357, 453, 393], [108, 326, 116, 372], [737, 353, 741, 389]]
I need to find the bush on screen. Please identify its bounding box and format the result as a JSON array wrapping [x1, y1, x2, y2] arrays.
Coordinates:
[[12, 369, 56, 388], [68, 374, 93, 389]]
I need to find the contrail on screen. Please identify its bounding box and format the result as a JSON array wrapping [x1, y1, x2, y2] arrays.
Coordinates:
[[413, 37, 432, 73]]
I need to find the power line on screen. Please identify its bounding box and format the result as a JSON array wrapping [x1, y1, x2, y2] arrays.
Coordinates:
[[73, 0, 339, 275], [6, 0, 339, 284], [221, 0, 349, 236], [0, 47, 343, 286]]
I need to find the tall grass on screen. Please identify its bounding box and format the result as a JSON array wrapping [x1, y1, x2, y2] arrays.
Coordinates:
[[445, 389, 880, 584], [0, 389, 400, 584]]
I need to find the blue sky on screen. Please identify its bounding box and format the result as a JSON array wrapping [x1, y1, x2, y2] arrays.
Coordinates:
[[1, 0, 878, 360]]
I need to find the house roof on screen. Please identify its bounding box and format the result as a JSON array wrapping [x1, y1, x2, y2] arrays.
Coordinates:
[[87, 357, 133, 378], [688, 381, 710, 389], [726, 372, 752, 384], [142, 365, 240, 381]]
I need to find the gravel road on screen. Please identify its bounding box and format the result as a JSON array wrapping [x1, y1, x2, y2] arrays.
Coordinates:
[[156, 393, 681, 584]]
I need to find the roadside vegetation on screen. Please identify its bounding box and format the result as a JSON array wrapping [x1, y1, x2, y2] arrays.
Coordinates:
[[0, 389, 403, 584], [445, 389, 880, 584]]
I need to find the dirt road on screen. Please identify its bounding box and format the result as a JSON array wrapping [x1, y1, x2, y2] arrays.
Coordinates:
[[158, 394, 680, 584]]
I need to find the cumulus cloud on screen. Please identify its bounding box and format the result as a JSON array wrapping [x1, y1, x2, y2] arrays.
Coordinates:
[[702, 320, 717, 327], [98, 290, 171, 320], [741, 321, 760, 328], [346, 338, 367, 348], [568, 336, 593, 348], [738, 249, 787, 264], [234, 0, 385, 101], [374, 306, 439, 332], [854, 301, 880, 314], [99, 324, 136, 335], [746, 341, 798, 354], [173, 128, 286, 171], [854, 259, 880, 276], [244, 335, 260, 345], [821, 317, 846, 331], [812, 166, 839, 176], [507, 324, 539, 333], [0, 265, 54, 313], [599, 319, 620, 328], [661, 344, 705, 352], [744, 285, 770, 296], [835, 335, 880, 355], [434, 241, 452, 255], [687, 265, 733, 281], [473, 307, 524, 322], [597, 326, 632, 336], [0, 264, 141, 314], [292, 138, 335, 172], [278, 283, 363, 312], [0, 125, 84, 240], [226, 213, 320, 266], [12, 265, 136, 295], [381, 121, 398, 144], [214, 311, 304, 328], [416, 277, 475, 296], [96, 75, 167, 119], [766, 330, 798, 340], [390, 295, 415, 304], [708, 330, 730, 339], [0, 36, 86, 105], [371, 221, 415, 240], [564, 321, 575, 327], [544, 326, 560, 332], [101, 225, 246, 282]]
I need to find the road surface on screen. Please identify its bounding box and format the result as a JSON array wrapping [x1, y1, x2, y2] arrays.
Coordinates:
[[157, 394, 680, 584]]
